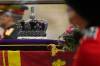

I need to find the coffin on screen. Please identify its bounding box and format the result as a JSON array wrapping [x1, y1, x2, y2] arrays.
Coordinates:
[[0, 39, 73, 66]]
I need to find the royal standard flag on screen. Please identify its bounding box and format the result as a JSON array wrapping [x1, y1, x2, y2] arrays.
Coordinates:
[[0, 51, 72, 66]]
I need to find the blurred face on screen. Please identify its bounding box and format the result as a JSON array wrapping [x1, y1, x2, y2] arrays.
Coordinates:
[[0, 14, 13, 26], [67, 6, 87, 29]]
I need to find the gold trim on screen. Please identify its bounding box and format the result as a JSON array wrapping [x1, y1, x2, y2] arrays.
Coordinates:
[[2, 50, 6, 66], [0, 44, 60, 47]]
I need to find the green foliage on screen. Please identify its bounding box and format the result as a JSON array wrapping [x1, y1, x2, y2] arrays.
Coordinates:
[[63, 27, 82, 51]]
